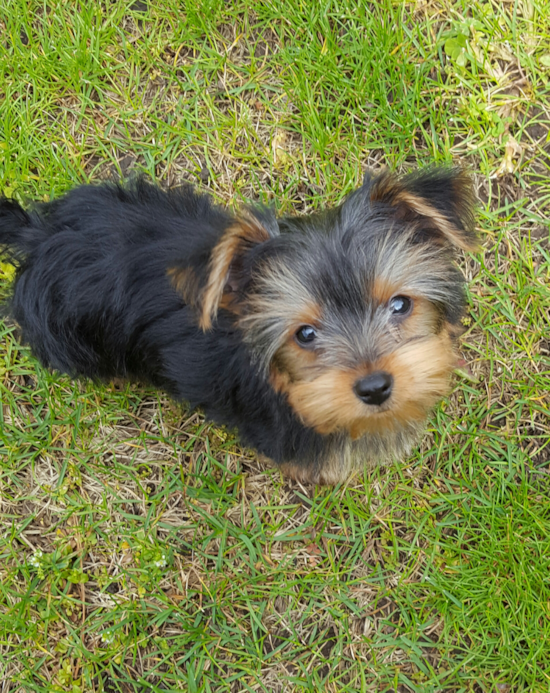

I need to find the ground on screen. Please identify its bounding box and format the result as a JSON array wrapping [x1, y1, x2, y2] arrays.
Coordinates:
[[0, 0, 549, 691]]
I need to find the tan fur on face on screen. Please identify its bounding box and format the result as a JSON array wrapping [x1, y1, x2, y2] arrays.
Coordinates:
[[369, 286, 441, 338], [270, 341, 318, 389], [286, 367, 379, 438], [282, 329, 456, 439], [269, 305, 322, 395], [199, 217, 270, 330], [399, 296, 443, 337], [271, 296, 452, 439]]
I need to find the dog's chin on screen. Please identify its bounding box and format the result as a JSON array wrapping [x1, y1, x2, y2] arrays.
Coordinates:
[[345, 396, 437, 440]]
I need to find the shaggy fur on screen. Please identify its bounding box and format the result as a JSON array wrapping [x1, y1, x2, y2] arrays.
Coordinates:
[[0, 168, 477, 483]]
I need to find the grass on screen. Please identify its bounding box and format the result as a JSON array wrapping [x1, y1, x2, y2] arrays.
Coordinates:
[[0, 0, 549, 690]]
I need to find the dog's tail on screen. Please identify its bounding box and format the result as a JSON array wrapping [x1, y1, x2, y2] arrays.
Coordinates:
[[0, 197, 43, 265]]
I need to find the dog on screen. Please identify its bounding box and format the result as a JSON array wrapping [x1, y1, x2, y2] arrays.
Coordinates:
[[0, 168, 477, 484]]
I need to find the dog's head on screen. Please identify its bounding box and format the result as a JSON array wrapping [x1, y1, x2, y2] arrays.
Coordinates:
[[169, 168, 477, 444]]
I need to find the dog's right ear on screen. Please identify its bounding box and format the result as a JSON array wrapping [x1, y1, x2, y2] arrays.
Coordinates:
[[168, 215, 271, 330]]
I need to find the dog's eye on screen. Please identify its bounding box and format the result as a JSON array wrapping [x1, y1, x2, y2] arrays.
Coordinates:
[[389, 296, 412, 316], [295, 325, 317, 346]]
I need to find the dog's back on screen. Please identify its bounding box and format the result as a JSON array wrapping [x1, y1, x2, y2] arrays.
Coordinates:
[[0, 180, 231, 381]]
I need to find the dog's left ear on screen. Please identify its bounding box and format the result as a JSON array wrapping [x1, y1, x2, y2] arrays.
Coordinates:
[[169, 215, 271, 330], [366, 167, 478, 251]]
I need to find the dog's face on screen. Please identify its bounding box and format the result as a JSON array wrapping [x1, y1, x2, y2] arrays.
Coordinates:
[[172, 168, 477, 443]]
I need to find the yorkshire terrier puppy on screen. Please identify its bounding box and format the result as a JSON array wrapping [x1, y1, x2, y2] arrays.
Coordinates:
[[0, 168, 476, 484]]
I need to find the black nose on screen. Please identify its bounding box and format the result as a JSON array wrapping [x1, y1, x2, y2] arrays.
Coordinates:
[[354, 372, 393, 406]]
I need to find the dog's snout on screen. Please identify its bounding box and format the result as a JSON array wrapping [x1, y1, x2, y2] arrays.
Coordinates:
[[354, 372, 393, 406]]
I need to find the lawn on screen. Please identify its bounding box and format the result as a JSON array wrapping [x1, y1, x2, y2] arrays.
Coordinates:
[[0, 0, 549, 691]]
